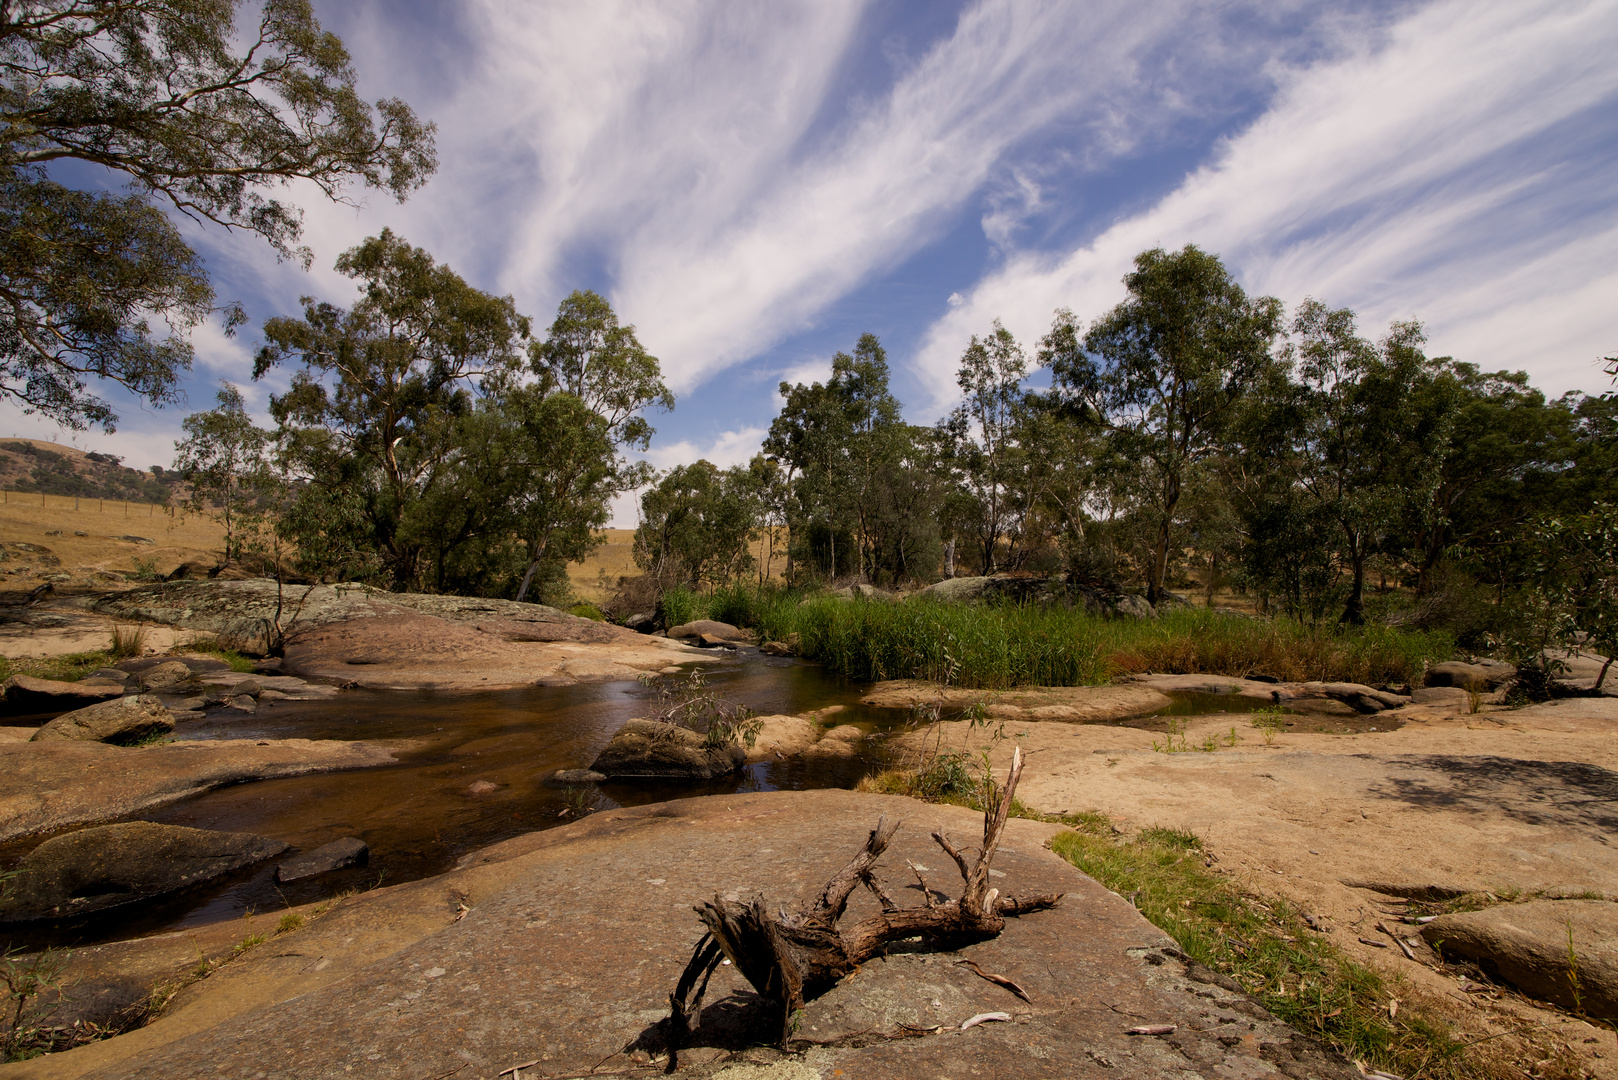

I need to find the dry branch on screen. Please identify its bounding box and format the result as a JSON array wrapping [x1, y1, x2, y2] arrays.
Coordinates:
[[661, 747, 1062, 1063]]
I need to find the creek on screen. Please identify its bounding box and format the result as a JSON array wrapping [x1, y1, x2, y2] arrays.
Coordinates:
[[2, 658, 1296, 951]]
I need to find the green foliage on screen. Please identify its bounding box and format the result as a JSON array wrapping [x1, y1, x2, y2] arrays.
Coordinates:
[[569, 602, 606, 622], [0, 0, 435, 431], [174, 383, 277, 561], [182, 640, 256, 672], [638, 669, 761, 749], [1250, 705, 1288, 745], [108, 623, 147, 660], [941, 321, 1030, 575], [257, 230, 530, 590], [1043, 245, 1285, 605], [633, 461, 760, 588], [0, 649, 118, 683]]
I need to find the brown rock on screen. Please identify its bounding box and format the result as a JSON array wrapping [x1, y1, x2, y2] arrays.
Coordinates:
[[29, 695, 173, 745], [666, 619, 752, 643], [1, 674, 123, 717], [589, 718, 745, 779], [1411, 686, 1470, 707], [136, 661, 194, 690], [43, 791, 1352, 1080], [745, 715, 821, 761], [759, 640, 796, 656], [276, 837, 369, 883], [804, 723, 865, 758], [0, 822, 287, 922], [1420, 900, 1618, 1016], [1426, 660, 1514, 689]]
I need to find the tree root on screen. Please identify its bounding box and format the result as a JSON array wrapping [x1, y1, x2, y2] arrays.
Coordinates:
[[663, 747, 1063, 1065]]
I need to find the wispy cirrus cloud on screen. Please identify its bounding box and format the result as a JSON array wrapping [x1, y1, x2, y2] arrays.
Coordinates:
[[911, 0, 1618, 410]]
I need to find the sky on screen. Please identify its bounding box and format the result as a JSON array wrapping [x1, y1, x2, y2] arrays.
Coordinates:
[[8, 0, 1617, 526]]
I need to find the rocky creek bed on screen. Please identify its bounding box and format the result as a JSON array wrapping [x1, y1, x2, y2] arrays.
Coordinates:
[[2, 587, 1616, 1076]]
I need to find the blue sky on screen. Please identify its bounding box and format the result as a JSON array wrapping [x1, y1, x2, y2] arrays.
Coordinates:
[[8, 0, 1616, 526]]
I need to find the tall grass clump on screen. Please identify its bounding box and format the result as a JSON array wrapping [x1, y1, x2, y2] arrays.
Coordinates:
[[705, 581, 802, 643], [1106, 608, 1451, 687], [793, 596, 1113, 688], [791, 598, 1450, 689]]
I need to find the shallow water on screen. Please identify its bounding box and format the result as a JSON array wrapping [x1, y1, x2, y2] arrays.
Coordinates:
[[5, 659, 912, 949], [2, 663, 1372, 950]]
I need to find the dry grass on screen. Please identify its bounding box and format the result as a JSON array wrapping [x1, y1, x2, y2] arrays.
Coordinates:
[[0, 487, 224, 588]]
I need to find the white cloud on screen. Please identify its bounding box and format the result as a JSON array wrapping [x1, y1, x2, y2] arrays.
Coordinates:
[[911, 0, 1618, 412]]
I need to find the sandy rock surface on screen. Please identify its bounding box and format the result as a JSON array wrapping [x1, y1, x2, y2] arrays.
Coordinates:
[[72, 580, 716, 689], [889, 693, 1618, 1055], [746, 714, 821, 760], [0, 737, 408, 842], [861, 679, 1172, 721], [0, 790, 1360, 1080], [746, 715, 868, 762]]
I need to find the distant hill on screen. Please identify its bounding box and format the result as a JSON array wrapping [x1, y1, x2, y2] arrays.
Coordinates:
[[0, 440, 180, 504]]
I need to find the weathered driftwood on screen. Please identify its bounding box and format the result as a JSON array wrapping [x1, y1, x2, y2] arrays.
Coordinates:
[[665, 747, 1063, 1057]]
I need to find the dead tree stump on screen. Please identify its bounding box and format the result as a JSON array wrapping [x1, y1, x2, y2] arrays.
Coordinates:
[[665, 746, 1063, 1057]]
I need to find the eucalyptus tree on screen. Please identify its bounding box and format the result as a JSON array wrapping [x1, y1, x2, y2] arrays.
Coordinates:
[[173, 382, 273, 561], [943, 320, 1029, 574], [0, 0, 435, 430], [1043, 246, 1283, 605], [765, 333, 901, 582], [633, 460, 760, 587], [255, 230, 528, 590], [512, 289, 671, 601]]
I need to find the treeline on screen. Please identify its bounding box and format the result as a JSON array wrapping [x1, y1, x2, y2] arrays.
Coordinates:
[[175, 231, 669, 605], [635, 246, 1616, 653]]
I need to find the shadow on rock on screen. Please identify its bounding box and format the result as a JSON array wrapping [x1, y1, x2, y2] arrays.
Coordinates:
[[1366, 754, 1618, 833]]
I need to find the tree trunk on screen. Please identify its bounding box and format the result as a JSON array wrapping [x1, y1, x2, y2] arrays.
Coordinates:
[[943, 538, 955, 579], [515, 538, 549, 604], [1148, 473, 1181, 607], [1341, 532, 1366, 625], [662, 748, 1061, 1063]]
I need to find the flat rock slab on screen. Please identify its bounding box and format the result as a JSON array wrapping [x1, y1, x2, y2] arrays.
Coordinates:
[[1129, 673, 1284, 701], [861, 680, 1171, 722], [1420, 899, 1618, 1016], [282, 613, 710, 690], [667, 620, 753, 642], [0, 737, 407, 842], [277, 837, 370, 883], [0, 821, 287, 922], [47, 790, 1351, 1080], [1, 673, 122, 718]]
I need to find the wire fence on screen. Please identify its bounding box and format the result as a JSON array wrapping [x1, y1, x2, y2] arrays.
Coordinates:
[[0, 490, 177, 517]]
